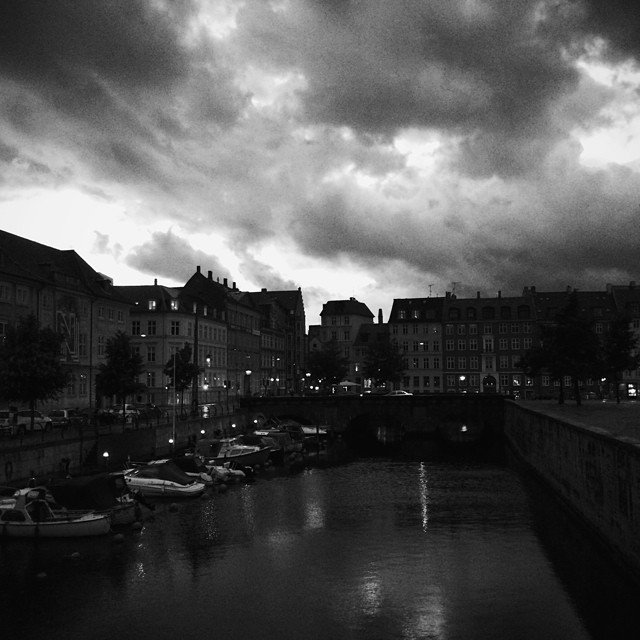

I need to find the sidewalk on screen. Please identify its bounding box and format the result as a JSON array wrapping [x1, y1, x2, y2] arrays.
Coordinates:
[[517, 400, 640, 443]]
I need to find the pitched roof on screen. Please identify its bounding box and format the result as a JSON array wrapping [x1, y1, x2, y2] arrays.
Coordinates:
[[321, 298, 373, 318], [0, 230, 126, 302]]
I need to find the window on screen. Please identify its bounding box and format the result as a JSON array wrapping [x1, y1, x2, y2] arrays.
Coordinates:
[[97, 336, 106, 356], [423, 357, 429, 369], [483, 338, 494, 352], [412, 358, 419, 368], [469, 324, 478, 334], [457, 357, 466, 369], [469, 339, 478, 350], [423, 376, 430, 387], [0, 283, 10, 301], [148, 300, 157, 311], [147, 346, 156, 363], [499, 323, 508, 334], [412, 310, 420, 319], [117, 310, 124, 323], [446, 340, 455, 351], [434, 376, 441, 388], [470, 356, 478, 369], [147, 320, 157, 335], [433, 357, 440, 369], [446, 356, 455, 369], [457, 340, 466, 350], [413, 376, 420, 388], [511, 338, 520, 350], [77, 333, 86, 358], [511, 323, 519, 333], [132, 320, 141, 335], [16, 286, 29, 305], [457, 324, 466, 334], [499, 338, 508, 350], [171, 321, 180, 336], [499, 356, 509, 368]]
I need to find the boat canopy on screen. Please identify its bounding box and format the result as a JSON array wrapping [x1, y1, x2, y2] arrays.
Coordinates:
[[129, 461, 194, 485]]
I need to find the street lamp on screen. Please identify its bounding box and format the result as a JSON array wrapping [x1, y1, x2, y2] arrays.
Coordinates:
[[172, 350, 176, 450], [245, 369, 252, 396]]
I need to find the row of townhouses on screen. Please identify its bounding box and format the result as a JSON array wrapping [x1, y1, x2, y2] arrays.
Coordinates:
[[311, 285, 640, 400], [0, 231, 306, 413], [3, 229, 640, 411]]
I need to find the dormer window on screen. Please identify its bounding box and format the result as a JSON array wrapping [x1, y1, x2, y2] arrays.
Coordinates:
[[170, 299, 179, 311], [148, 300, 157, 311]]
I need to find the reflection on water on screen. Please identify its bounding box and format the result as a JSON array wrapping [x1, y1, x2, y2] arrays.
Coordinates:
[[2, 442, 639, 640]]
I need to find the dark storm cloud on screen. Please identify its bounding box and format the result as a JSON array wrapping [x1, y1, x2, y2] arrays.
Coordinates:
[[0, 0, 189, 89], [581, 0, 640, 59], [126, 231, 230, 284], [0, 0, 246, 188], [239, 0, 584, 177]]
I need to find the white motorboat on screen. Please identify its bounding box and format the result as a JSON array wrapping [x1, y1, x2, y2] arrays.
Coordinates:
[[0, 487, 111, 538], [124, 460, 206, 498], [196, 438, 272, 468]]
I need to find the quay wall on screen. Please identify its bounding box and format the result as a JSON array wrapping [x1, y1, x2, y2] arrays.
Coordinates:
[[504, 401, 640, 581], [0, 413, 236, 486]]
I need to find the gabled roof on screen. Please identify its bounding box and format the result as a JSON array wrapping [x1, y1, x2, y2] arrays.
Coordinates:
[[389, 297, 444, 322], [321, 298, 373, 319], [0, 230, 126, 302], [115, 284, 181, 312]]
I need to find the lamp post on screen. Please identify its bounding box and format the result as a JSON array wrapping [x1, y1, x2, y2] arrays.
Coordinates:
[[172, 350, 176, 451], [245, 369, 252, 396]]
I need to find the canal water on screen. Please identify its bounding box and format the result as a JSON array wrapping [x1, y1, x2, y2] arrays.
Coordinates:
[[2, 442, 640, 640]]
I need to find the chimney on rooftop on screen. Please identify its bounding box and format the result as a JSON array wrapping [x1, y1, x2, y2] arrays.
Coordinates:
[[196, 265, 201, 274], [378, 309, 383, 324], [208, 270, 212, 280], [223, 278, 228, 287]]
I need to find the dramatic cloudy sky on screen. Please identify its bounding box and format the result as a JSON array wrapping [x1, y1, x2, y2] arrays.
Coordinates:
[[1, 0, 640, 326]]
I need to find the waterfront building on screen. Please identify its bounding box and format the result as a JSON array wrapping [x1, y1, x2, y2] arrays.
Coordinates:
[[0, 230, 130, 412], [388, 297, 444, 394], [312, 298, 374, 388]]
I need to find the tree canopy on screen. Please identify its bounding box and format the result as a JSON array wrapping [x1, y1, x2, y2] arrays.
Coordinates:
[[0, 314, 69, 414], [518, 292, 637, 405], [163, 342, 200, 411], [600, 312, 640, 403], [307, 340, 349, 392], [96, 330, 144, 416], [362, 333, 405, 388]]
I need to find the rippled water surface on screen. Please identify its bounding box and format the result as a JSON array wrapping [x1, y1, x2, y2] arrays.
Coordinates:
[[2, 446, 639, 640]]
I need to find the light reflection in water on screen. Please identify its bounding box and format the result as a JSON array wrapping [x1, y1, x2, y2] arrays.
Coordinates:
[[419, 461, 430, 532]]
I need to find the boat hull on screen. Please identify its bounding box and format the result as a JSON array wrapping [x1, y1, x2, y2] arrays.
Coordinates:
[[124, 479, 206, 498], [0, 513, 111, 538], [209, 446, 271, 468]]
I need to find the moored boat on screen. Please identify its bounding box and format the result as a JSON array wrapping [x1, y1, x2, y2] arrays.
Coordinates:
[[48, 472, 143, 527], [123, 460, 206, 498], [196, 438, 271, 468], [0, 487, 111, 538]]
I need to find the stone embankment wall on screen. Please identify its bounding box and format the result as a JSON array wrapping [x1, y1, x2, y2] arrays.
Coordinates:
[[0, 413, 236, 486], [504, 402, 640, 581]]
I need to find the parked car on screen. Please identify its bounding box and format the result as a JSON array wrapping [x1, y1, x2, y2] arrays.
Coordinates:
[[49, 408, 87, 428], [0, 409, 17, 436], [385, 390, 413, 396], [15, 410, 53, 433]]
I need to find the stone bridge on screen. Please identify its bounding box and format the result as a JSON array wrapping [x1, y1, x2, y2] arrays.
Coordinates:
[[242, 393, 510, 446]]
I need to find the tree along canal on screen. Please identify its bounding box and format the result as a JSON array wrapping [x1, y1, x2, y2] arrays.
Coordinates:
[[2, 440, 639, 640]]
